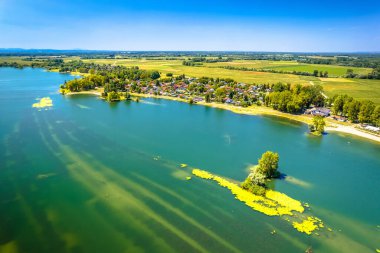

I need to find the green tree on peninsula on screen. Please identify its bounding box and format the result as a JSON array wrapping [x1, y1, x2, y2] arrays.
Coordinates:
[[256, 151, 280, 178], [241, 151, 280, 195]]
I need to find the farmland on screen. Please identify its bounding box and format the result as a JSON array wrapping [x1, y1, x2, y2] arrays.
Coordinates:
[[203, 60, 372, 76], [79, 58, 379, 103], [0, 56, 379, 103], [317, 78, 380, 104], [79, 58, 316, 85]]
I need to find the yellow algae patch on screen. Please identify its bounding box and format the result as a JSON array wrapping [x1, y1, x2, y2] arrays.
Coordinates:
[[192, 169, 303, 217], [180, 163, 188, 168], [32, 97, 53, 108], [292, 217, 323, 235], [192, 168, 326, 235], [265, 190, 304, 213]]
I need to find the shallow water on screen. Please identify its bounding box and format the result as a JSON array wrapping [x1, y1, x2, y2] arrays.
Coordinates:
[[0, 67, 379, 253]]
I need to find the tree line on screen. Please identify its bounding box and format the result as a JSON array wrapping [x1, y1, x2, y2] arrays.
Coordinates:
[[264, 83, 325, 114], [330, 95, 379, 126]]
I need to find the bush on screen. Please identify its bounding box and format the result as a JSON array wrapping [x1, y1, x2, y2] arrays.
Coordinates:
[[251, 184, 267, 196], [241, 178, 266, 196]]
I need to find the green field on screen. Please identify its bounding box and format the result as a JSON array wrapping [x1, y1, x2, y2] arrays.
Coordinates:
[[317, 78, 380, 104], [204, 60, 372, 77], [0, 56, 35, 65], [80, 58, 315, 85], [1, 56, 379, 104]]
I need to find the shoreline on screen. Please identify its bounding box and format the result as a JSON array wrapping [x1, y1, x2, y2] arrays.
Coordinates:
[[63, 91, 380, 143], [65, 90, 102, 96]]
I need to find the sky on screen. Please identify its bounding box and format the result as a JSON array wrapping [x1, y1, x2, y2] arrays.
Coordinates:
[[0, 0, 380, 52]]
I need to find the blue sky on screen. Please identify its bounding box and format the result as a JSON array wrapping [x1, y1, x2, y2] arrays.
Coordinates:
[[0, 0, 380, 52]]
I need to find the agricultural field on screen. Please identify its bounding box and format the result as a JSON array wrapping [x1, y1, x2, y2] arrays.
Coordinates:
[[0, 56, 34, 65], [317, 78, 380, 104], [204, 60, 372, 77], [80, 58, 315, 85]]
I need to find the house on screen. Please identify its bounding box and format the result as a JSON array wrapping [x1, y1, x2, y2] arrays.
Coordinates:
[[305, 107, 331, 117], [225, 98, 234, 104], [193, 97, 204, 103], [331, 115, 347, 122]]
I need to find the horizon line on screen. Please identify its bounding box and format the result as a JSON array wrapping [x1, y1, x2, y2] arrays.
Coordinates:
[[1, 48, 380, 54]]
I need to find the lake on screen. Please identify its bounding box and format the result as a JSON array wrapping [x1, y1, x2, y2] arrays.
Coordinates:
[[0, 67, 379, 253]]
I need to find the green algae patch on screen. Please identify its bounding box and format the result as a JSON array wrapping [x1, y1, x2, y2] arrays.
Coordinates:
[[32, 97, 53, 108], [192, 168, 325, 235]]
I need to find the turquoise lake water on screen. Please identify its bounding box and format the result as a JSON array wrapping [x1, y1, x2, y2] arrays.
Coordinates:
[[0, 67, 379, 253]]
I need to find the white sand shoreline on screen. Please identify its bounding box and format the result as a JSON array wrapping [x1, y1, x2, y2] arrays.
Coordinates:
[[325, 126, 380, 143]]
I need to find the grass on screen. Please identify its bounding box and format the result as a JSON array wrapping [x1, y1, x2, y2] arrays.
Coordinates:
[[204, 60, 372, 77], [317, 78, 380, 104], [0, 56, 34, 65], [81, 58, 315, 85]]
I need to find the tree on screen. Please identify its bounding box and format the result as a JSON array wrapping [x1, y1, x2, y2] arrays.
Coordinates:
[[346, 69, 356, 78], [346, 100, 361, 122], [150, 71, 160, 80], [310, 115, 325, 135], [215, 87, 226, 102], [371, 106, 380, 126], [313, 70, 319, 77], [358, 100, 375, 123], [205, 93, 211, 103], [241, 151, 280, 195], [106, 91, 120, 102], [255, 151, 280, 178], [332, 95, 346, 115]]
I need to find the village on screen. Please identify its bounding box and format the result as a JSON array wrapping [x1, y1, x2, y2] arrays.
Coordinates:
[[122, 75, 380, 134]]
